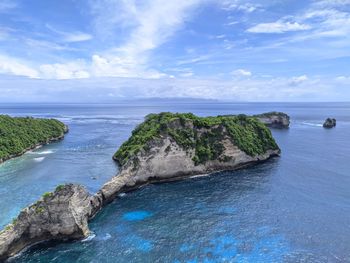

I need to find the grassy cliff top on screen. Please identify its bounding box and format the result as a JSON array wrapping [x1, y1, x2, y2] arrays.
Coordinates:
[[0, 115, 67, 161], [114, 112, 279, 166], [253, 112, 290, 118]]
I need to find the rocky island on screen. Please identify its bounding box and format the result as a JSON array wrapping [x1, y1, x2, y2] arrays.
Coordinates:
[[0, 115, 68, 164], [323, 118, 336, 128], [0, 112, 281, 261], [254, 112, 290, 129]]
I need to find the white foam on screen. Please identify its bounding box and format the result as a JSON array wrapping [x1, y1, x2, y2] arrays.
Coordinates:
[[102, 233, 112, 240], [82, 233, 96, 242], [33, 157, 45, 162], [118, 193, 126, 197], [37, 150, 54, 155], [69, 114, 132, 119], [190, 173, 210, 179], [28, 149, 54, 155], [302, 122, 323, 127]]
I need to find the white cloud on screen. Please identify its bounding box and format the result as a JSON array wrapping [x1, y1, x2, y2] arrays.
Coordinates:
[[89, 0, 139, 40], [314, 0, 350, 7], [63, 33, 92, 43], [301, 9, 350, 40], [0, 54, 91, 80], [222, 1, 261, 13], [232, 69, 252, 77], [90, 54, 166, 79], [24, 38, 76, 51], [179, 72, 194, 78], [288, 75, 308, 86], [46, 24, 93, 43], [0, 55, 38, 78], [335, 76, 350, 83], [87, 0, 203, 78], [244, 4, 350, 59], [215, 34, 226, 39], [39, 61, 90, 79], [247, 21, 311, 33], [177, 55, 210, 65]]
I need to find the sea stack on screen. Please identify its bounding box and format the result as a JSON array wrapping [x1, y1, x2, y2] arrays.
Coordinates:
[[323, 118, 336, 128], [0, 184, 95, 261], [254, 112, 290, 129], [0, 112, 281, 260]]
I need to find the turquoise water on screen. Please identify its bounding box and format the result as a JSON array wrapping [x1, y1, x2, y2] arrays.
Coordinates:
[[1, 102, 350, 262]]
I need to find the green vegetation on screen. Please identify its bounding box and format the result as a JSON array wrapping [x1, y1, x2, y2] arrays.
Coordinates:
[[1, 218, 18, 233], [30, 199, 45, 214], [42, 192, 53, 199], [253, 111, 289, 118], [4, 225, 12, 232], [0, 115, 66, 161], [55, 184, 65, 192], [35, 206, 45, 214], [114, 112, 279, 166]]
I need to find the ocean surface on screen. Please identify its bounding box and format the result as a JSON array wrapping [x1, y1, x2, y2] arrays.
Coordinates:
[[0, 102, 349, 263]]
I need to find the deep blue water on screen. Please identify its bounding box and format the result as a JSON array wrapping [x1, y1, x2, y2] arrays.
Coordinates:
[[0, 102, 350, 262]]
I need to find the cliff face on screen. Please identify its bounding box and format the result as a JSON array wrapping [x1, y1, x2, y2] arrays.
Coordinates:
[[100, 113, 280, 203], [0, 112, 281, 260], [0, 184, 93, 261]]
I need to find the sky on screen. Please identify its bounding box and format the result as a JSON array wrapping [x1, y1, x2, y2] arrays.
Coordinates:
[[0, 0, 350, 102]]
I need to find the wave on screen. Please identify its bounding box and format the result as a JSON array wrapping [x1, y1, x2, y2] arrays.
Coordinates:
[[301, 122, 323, 127], [66, 114, 134, 119], [37, 150, 55, 155], [101, 233, 112, 241], [81, 233, 96, 242], [72, 118, 141, 125], [54, 114, 144, 125], [190, 173, 210, 179], [56, 117, 73, 122], [33, 157, 45, 162], [28, 150, 55, 155]]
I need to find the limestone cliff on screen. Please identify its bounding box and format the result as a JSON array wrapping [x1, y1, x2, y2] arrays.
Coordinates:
[[99, 113, 280, 204], [0, 112, 280, 260], [254, 112, 290, 129]]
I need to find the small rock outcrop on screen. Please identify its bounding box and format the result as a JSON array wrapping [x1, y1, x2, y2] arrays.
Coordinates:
[[0, 112, 281, 260], [323, 118, 336, 128], [0, 184, 95, 261], [254, 112, 290, 129]]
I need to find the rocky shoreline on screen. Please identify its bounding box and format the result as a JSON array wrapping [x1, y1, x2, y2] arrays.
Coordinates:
[[0, 113, 281, 261]]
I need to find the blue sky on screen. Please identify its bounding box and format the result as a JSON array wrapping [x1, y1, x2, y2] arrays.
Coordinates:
[[0, 0, 350, 102]]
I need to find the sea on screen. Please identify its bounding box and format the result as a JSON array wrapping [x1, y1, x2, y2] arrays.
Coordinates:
[[0, 101, 349, 263]]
